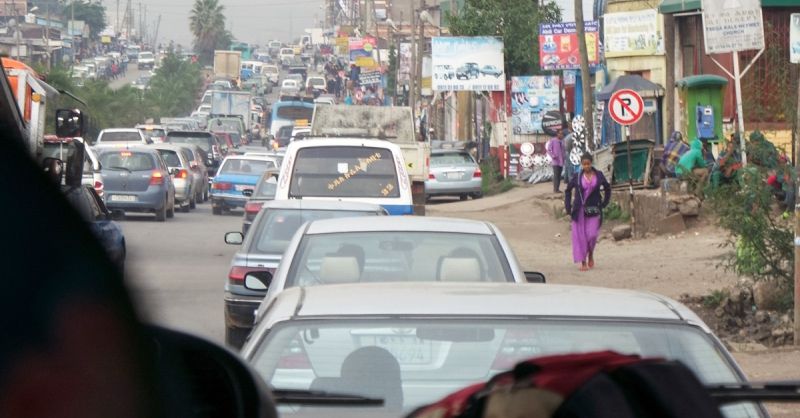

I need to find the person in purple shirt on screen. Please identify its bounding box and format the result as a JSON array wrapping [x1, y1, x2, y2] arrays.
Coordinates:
[[546, 130, 565, 192]]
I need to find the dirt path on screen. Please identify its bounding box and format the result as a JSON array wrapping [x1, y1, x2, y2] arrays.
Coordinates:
[[428, 184, 800, 418]]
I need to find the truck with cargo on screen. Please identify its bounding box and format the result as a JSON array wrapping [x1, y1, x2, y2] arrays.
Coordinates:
[[213, 50, 242, 81], [209, 90, 253, 138], [310, 105, 430, 215]]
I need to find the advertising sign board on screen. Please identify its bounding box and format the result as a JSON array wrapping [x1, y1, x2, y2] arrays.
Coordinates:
[[432, 37, 505, 91], [538, 21, 599, 70]]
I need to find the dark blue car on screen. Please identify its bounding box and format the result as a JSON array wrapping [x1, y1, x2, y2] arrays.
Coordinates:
[[62, 185, 126, 269]]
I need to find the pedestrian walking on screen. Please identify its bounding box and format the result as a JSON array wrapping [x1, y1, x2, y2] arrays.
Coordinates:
[[546, 129, 565, 192], [565, 153, 611, 272]]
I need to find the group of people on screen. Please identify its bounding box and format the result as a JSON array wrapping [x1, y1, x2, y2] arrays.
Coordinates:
[[546, 129, 612, 272]]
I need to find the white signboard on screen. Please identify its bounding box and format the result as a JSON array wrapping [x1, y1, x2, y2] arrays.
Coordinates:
[[791, 14, 800, 64], [432, 37, 505, 92], [702, 0, 765, 54], [603, 9, 663, 57]]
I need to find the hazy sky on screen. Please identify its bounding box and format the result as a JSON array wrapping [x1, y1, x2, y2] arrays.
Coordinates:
[[105, 0, 593, 49], [105, 0, 322, 48]]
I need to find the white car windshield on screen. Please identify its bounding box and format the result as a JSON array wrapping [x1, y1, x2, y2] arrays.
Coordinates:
[[251, 319, 758, 417], [285, 231, 514, 285]]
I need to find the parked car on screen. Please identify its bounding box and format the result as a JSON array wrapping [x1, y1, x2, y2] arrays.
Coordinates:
[[96, 147, 176, 221], [43, 135, 104, 197], [165, 131, 224, 178], [148, 144, 199, 211], [222, 200, 388, 348], [426, 148, 483, 200], [62, 185, 126, 269], [242, 282, 765, 418], [241, 168, 280, 235], [210, 155, 278, 215], [480, 65, 503, 78], [95, 128, 149, 148], [456, 62, 480, 80]]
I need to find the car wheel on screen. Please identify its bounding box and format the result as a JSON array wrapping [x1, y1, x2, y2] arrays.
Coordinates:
[[155, 203, 167, 222], [212, 205, 222, 215], [167, 199, 175, 218], [471, 191, 484, 199], [460, 194, 469, 201], [182, 200, 191, 213], [225, 326, 250, 350]]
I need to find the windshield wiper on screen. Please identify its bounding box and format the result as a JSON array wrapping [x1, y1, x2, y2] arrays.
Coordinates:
[[105, 166, 132, 172], [271, 388, 384, 406]]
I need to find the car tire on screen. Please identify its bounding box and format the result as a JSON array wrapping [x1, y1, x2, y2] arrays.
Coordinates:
[[212, 205, 222, 215], [182, 201, 191, 213], [167, 199, 175, 218], [460, 194, 469, 201], [155, 203, 167, 222], [225, 326, 249, 349], [471, 192, 484, 199]]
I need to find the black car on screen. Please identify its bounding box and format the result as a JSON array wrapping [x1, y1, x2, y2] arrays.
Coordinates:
[[456, 62, 480, 80], [165, 131, 224, 177]]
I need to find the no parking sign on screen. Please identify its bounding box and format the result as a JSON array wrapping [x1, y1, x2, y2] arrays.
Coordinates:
[[608, 89, 644, 126]]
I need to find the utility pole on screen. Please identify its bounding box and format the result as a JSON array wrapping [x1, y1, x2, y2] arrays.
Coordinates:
[[409, 5, 417, 113], [416, 0, 424, 108], [116, 0, 119, 35], [45, 4, 50, 69], [574, 0, 594, 150], [71, 1, 75, 63], [794, 74, 800, 345], [152, 15, 161, 53], [138, 2, 142, 44]]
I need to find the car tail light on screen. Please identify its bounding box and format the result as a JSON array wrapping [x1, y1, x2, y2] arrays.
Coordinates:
[[428, 173, 435, 180], [227, 266, 274, 285], [473, 168, 482, 178], [176, 169, 189, 179], [94, 180, 104, 192], [213, 182, 232, 190], [149, 171, 164, 185], [244, 201, 264, 214]]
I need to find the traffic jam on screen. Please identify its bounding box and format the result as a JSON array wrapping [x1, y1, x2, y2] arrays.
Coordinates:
[[2, 0, 800, 416]]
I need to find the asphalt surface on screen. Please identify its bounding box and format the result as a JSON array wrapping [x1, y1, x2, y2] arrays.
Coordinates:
[[109, 66, 145, 90], [122, 201, 242, 343]]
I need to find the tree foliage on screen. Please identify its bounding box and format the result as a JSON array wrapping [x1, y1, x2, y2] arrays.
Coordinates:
[[190, 0, 230, 64], [64, 1, 108, 38], [445, 0, 562, 76]]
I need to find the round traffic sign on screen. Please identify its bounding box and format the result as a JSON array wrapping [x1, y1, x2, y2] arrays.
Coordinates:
[[608, 89, 644, 126]]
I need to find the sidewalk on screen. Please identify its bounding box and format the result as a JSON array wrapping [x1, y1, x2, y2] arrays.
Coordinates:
[[427, 182, 555, 214]]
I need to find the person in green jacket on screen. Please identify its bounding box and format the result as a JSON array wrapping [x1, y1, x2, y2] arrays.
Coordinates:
[[675, 138, 708, 195]]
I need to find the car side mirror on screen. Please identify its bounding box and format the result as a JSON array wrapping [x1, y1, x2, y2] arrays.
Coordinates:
[[244, 272, 272, 291], [225, 231, 244, 245], [55, 108, 84, 138], [242, 189, 253, 197], [524, 271, 546, 284]]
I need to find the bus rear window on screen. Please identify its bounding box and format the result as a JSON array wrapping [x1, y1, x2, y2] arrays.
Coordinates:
[[275, 106, 313, 121], [289, 146, 400, 198]]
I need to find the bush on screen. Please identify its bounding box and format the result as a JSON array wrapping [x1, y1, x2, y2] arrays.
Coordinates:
[[480, 156, 515, 196], [603, 201, 630, 222], [706, 132, 793, 305]]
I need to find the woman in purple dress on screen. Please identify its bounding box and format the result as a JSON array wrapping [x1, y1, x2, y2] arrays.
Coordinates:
[[565, 153, 611, 271]]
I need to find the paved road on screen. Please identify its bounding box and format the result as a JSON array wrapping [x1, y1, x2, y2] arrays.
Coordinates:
[[122, 201, 241, 343], [110, 67, 145, 90]]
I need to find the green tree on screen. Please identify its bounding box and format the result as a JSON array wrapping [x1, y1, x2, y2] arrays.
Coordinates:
[[190, 0, 229, 64], [446, 0, 562, 76], [387, 43, 397, 100], [145, 52, 202, 118], [63, 1, 107, 38]]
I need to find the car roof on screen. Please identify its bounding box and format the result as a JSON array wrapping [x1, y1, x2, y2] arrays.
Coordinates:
[[96, 146, 158, 155], [265, 282, 707, 329], [222, 155, 278, 162], [304, 216, 494, 235], [285, 138, 403, 153], [166, 131, 213, 137], [260, 199, 384, 211], [100, 128, 140, 133]]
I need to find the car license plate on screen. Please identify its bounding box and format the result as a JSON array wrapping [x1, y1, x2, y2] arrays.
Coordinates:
[[234, 184, 250, 191], [359, 335, 433, 365], [110, 194, 136, 202], [446, 172, 462, 180]]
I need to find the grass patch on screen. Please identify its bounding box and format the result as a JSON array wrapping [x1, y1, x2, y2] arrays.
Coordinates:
[[480, 157, 516, 196], [703, 289, 729, 308], [603, 202, 630, 222]]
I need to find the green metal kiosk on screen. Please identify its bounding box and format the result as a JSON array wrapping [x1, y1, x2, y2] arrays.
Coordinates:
[[675, 75, 728, 143]]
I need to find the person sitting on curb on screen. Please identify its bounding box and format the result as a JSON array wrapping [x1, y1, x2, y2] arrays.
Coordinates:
[[675, 138, 708, 196]]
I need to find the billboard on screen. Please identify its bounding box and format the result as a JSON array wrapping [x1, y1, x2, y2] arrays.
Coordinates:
[[398, 43, 412, 83], [432, 37, 505, 92], [603, 10, 663, 57], [350, 37, 377, 67], [792, 14, 800, 64], [538, 22, 599, 70], [702, 0, 764, 54], [510, 76, 560, 135]]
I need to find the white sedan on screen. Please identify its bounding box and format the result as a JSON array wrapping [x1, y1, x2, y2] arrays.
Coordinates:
[[280, 79, 300, 97]]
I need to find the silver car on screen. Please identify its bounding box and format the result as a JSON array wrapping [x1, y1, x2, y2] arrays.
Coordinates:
[[242, 282, 765, 418], [221, 200, 387, 348], [95, 128, 150, 148], [426, 149, 483, 200], [148, 144, 200, 211], [248, 216, 543, 320]]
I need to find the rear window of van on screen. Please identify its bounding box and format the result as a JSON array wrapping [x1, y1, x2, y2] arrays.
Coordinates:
[[289, 146, 400, 198]]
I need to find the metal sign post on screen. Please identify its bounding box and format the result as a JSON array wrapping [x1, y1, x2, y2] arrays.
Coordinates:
[[609, 88, 644, 237]]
